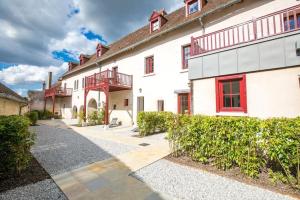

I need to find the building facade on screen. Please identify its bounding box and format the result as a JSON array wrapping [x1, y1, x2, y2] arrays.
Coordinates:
[[0, 82, 28, 116], [46, 0, 300, 125]]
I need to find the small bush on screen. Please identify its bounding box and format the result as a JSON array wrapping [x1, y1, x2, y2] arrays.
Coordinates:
[[0, 116, 35, 175], [137, 111, 173, 137], [88, 111, 98, 125], [78, 111, 85, 125], [261, 117, 300, 187], [25, 111, 38, 126], [167, 115, 300, 184], [41, 110, 53, 120]]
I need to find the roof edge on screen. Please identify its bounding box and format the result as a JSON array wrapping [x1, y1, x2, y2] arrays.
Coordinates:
[[62, 0, 242, 79]]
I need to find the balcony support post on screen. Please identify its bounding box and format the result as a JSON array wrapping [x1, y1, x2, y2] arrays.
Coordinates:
[[43, 97, 46, 112], [83, 89, 89, 122], [52, 96, 55, 115], [102, 83, 109, 125]]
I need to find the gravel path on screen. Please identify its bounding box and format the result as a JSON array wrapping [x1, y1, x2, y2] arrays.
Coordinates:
[[31, 124, 112, 176], [132, 159, 296, 200], [80, 134, 137, 156], [0, 179, 66, 200]]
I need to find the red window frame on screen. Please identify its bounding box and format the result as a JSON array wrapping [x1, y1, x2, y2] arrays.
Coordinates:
[[177, 93, 191, 114], [187, 0, 199, 15], [182, 44, 191, 69], [283, 13, 300, 31], [145, 56, 154, 74], [215, 74, 247, 113], [151, 19, 160, 32]]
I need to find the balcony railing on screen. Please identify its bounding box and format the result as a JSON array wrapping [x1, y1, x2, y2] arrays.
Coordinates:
[[85, 69, 132, 90], [191, 5, 300, 56], [45, 87, 72, 97]]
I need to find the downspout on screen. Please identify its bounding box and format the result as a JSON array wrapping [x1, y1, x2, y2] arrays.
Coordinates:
[[189, 16, 205, 115], [96, 62, 101, 110]]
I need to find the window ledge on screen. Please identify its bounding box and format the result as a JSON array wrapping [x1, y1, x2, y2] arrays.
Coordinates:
[[180, 69, 189, 73], [216, 112, 248, 117], [144, 73, 156, 77]]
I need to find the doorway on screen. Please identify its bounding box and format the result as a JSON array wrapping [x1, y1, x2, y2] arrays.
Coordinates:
[[137, 96, 144, 113], [178, 93, 190, 114]]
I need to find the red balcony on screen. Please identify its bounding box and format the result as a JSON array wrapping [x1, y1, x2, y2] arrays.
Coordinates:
[[45, 86, 72, 98], [85, 69, 132, 92], [191, 5, 300, 56]]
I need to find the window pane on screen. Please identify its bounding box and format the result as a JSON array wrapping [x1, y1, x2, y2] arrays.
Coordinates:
[[232, 95, 241, 107], [223, 95, 231, 108], [189, 1, 199, 14], [231, 80, 240, 94], [179, 94, 189, 114], [222, 82, 230, 94]]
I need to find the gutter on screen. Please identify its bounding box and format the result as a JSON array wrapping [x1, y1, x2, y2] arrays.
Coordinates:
[[62, 0, 242, 79]]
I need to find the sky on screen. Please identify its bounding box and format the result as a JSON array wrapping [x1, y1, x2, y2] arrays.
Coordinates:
[[0, 0, 183, 96]]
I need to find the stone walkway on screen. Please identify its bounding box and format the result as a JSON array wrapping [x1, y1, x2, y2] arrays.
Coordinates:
[[38, 120, 171, 200], [35, 120, 298, 200]]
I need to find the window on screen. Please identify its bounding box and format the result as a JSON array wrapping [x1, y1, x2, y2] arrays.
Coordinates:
[[188, 0, 199, 15], [157, 100, 164, 112], [152, 20, 160, 31], [145, 56, 154, 74], [182, 45, 191, 69], [178, 93, 190, 114], [74, 80, 79, 90], [124, 99, 129, 107], [215, 74, 247, 113], [284, 14, 300, 31]]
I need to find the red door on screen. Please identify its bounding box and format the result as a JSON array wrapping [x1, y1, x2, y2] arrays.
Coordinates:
[[178, 93, 191, 114]]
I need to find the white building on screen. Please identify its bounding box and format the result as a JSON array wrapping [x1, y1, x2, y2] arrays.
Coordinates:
[[45, 0, 300, 126]]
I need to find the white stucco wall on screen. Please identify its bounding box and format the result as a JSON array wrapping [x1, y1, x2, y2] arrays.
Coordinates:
[[193, 67, 300, 118], [59, 0, 299, 124]]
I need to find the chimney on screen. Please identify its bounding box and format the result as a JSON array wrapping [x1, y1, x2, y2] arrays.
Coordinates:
[[46, 72, 52, 89], [42, 81, 46, 90]]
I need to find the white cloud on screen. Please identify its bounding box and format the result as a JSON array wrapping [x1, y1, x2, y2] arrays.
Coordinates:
[[0, 63, 68, 85], [49, 30, 99, 59]]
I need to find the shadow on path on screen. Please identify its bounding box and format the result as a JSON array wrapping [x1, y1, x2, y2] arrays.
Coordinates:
[[30, 123, 165, 200]]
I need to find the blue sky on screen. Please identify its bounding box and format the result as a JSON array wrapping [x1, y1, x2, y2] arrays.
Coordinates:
[[0, 0, 182, 96]]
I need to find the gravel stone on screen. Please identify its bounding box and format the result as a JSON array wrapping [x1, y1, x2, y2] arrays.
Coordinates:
[[30, 125, 112, 175], [0, 179, 67, 200], [81, 135, 137, 156], [132, 159, 295, 200]]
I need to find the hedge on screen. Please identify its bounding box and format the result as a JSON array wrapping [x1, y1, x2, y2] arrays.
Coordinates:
[[0, 116, 35, 174], [137, 112, 173, 136], [167, 114, 300, 187], [25, 111, 38, 126]]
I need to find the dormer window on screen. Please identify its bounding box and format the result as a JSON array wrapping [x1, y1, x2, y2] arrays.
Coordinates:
[[149, 9, 168, 33], [79, 54, 91, 65], [152, 20, 160, 32], [96, 43, 109, 58], [188, 0, 199, 14], [185, 0, 207, 16]]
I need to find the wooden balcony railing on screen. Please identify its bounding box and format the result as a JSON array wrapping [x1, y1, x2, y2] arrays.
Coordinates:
[[45, 87, 72, 97], [191, 4, 300, 56], [85, 69, 132, 90]]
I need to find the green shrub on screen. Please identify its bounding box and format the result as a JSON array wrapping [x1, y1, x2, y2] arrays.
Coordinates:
[[167, 115, 300, 183], [88, 111, 98, 125], [261, 117, 300, 187], [41, 110, 53, 120], [137, 112, 173, 137], [78, 111, 85, 125], [0, 116, 35, 175], [25, 111, 38, 126]]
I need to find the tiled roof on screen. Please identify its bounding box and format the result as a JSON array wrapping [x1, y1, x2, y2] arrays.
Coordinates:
[[0, 82, 27, 103], [63, 0, 242, 78]]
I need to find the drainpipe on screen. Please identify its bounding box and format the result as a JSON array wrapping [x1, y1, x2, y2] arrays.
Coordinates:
[[96, 62, 101, 110]]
